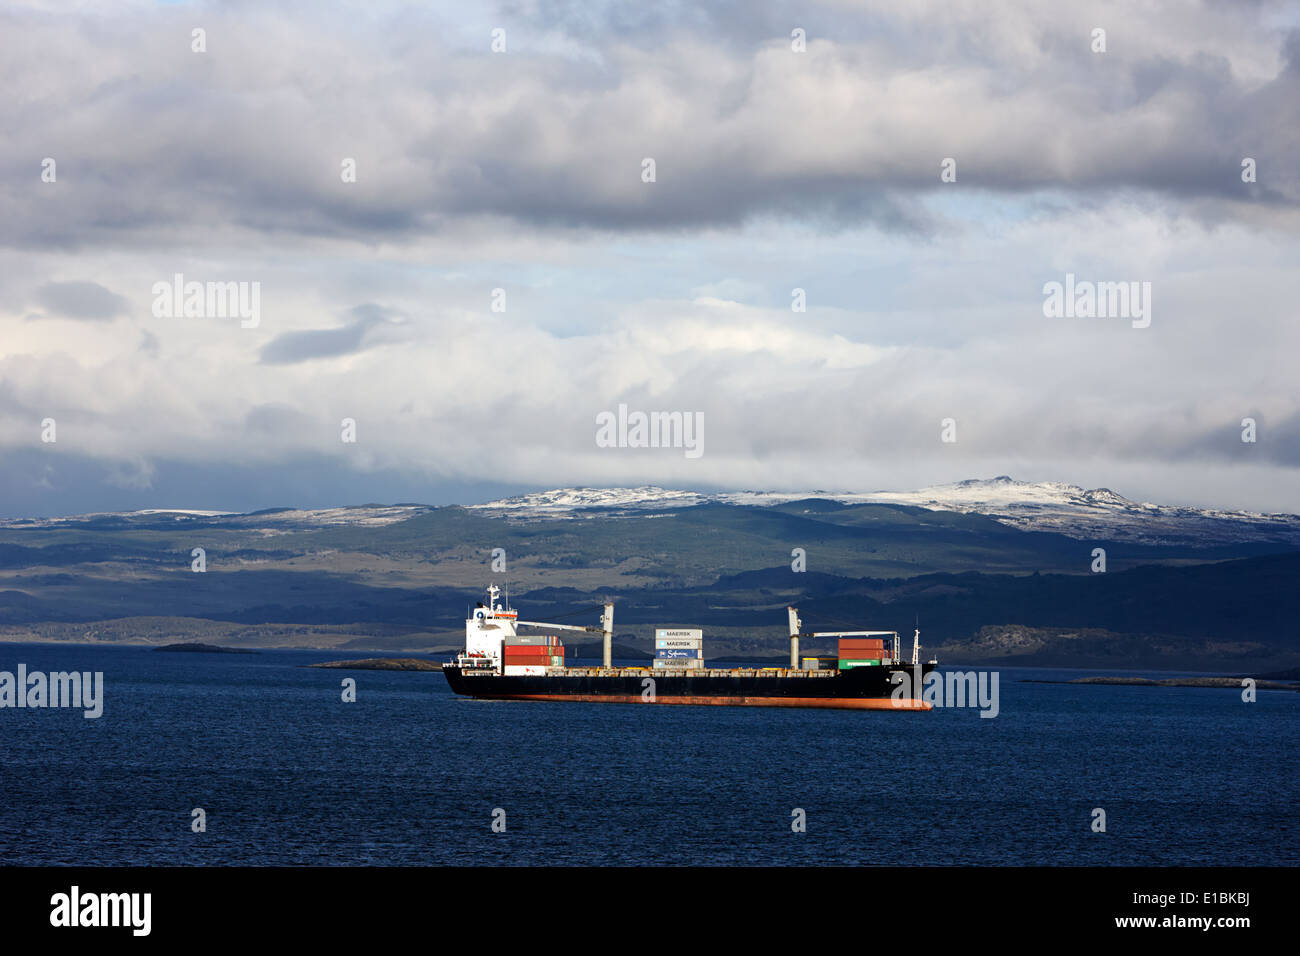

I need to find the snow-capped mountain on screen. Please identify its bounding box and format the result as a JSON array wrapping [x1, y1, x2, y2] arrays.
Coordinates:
[[6, 477, 1299, 548], [471, 477, 1300, 547], [0, 504, 432, 531]]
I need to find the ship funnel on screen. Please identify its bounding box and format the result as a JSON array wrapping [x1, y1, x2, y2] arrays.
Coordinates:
[[787, 606, 802, 668]]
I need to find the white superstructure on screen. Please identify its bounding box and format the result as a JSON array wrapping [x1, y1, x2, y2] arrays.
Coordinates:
[[461, 583, 519, 667], [456, 584, 615, 672]]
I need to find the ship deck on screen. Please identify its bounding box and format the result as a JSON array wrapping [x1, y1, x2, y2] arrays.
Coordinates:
[[457, 665, 868, 678]]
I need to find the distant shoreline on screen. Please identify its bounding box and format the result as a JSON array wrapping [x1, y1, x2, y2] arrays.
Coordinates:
[[1023, 676, 1298, 691], [308, 658, 442, 671], [154, 642, 257, 654]]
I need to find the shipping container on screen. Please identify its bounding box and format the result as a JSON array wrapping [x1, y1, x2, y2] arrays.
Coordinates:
[[838, 659, 883, 668], [655, 639, 703, 649], [653, 659, 704, 669], [503, 665, 549, 676], [505, 635, 563, 646], [655, 648, 702, 658], [655, 629, 703, 641]]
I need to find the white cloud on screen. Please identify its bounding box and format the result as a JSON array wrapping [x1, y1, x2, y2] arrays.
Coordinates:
[[0, 1, 1297, 515]]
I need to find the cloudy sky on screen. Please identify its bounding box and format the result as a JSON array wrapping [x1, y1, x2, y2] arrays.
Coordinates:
[[2, 0, 1299, 517]]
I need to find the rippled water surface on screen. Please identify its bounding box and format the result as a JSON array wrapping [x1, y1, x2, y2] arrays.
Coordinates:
[[2, 644, 1295, 865]]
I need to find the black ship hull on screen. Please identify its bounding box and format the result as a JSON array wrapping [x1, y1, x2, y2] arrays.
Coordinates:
[[442, 661, 937, 710]]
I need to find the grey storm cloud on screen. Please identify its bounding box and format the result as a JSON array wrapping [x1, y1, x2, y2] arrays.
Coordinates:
[[1, 1, 1297, 251], [3, 1, 1299, 518], [258, 304, 403, 365], [242, 403, 319, 436], [32, 281, 129, 321]]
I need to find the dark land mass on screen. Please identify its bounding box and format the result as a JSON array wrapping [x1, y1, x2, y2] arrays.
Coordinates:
[[154, 642, 257, 654], [1, 499, 1298, 670], [1023, 676, 1298, 690], [1258, 666, 1300, 681], [309, 658, 441, 671]]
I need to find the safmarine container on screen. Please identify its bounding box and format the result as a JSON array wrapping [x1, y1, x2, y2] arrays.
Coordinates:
[[655, 648, 701, 659]]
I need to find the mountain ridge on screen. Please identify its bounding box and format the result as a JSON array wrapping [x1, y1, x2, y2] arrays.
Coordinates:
[[5, 476, 1299, 548], [467, 477, 1300, 547]]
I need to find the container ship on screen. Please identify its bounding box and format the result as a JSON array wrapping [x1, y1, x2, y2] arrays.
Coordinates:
[[442, 585, 937, 710]]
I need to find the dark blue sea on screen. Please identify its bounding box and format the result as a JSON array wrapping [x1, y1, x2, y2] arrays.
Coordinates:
[[1, 643, 1296, 866]]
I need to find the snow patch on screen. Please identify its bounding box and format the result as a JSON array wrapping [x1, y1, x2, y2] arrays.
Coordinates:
[[471, 478, 1300, 546]]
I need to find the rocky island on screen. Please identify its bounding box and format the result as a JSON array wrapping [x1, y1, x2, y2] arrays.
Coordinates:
[[308, 658, 442, 671], [154, 642, 257, 654], [1024, 675, 1298, 691]]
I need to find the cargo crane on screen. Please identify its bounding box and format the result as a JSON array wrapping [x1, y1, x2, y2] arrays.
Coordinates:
[[514, 605, 615, 668], [786, 606, 929, 668]]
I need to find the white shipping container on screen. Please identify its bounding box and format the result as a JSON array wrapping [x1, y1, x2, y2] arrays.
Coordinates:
[[502, 665, 548, 676], [656, 639, 703, 649], [655, 629, 703, 641], [653, 659, 704, 669]]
